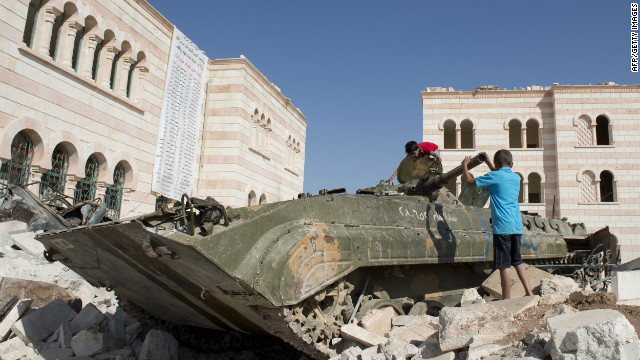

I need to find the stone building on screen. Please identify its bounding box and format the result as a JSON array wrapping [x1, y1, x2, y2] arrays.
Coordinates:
[[422, 84, 640, 262], [0, 0, 306, 217]]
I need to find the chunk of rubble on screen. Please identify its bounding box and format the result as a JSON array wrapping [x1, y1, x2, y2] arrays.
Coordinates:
[[413, 335, 454, 360], [488, 295, 540, 316], [340, 323, 388, 348], [57, 322, 73, 348], [546, 309, 639, 359], [70, 302, 107, 334], [388, 322, 437, 345], [379, 338, 418, 360], [10, 298, 77, 345], [391, 314, 439, 328], [438, 302, 516, 352], [460, 288, 485, 306], [71, 329, 109, 356], [542, 304, 577, 320], [360, 306, 396, 336], [481, 265, 553, 298], [10, 231, 44, 256], [611, 269, 640, 306], [466, 335, 512, 360], [138, 329, 179, 360], [539, 276, 579, 305], [0, 298, 31, 340]]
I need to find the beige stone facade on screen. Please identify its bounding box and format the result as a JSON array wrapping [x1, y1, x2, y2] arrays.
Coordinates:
[[422, 84, 640, 263], [0, 0, 306, 216]]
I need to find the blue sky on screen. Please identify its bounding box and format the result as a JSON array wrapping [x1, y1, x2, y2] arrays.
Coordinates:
[[148, 0, 638, 194]]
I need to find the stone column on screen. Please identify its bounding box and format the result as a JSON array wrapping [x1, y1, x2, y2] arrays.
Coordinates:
[[595, 181, 601, 202], [27, 166, 46, 195], [590, 126, 597, 146], [35, 7, 62, 57], [59, 21, 83, 67], [64, 175, 80, 201], [119, 188, 133, 218], [456, 128, 461, 149], [521, 129, 526, 149], [95, 181, 108, 201], [78, 34, 102, 79], [129, 65, 148, 103], [114, 56, 136, 97], [97, 46, 119, 88], [522, 182, 529, 204]]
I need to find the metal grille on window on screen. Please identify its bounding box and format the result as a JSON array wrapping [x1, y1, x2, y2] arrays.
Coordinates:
[[39, 144, 69, 206], [0, 132, 34, 196], [104, 163, 125, 219], [74, 155, 100, 204]]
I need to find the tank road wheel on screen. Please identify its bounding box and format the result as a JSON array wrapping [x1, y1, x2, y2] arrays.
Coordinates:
[[259, 280, 355, 359]]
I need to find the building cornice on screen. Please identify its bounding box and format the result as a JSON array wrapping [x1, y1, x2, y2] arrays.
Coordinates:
[[210, 58, 306, 124], [133, 0, 174, 34], [421, 84, 640, 98]]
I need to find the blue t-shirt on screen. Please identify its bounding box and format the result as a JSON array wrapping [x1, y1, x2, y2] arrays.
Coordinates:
[[474, 167, 524, 235]]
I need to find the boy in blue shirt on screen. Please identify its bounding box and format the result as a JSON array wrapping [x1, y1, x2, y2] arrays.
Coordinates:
[[461, 150, 534, 299]]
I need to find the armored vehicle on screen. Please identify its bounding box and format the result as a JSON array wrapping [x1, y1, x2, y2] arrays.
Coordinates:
[[0, 153, 616, 359]]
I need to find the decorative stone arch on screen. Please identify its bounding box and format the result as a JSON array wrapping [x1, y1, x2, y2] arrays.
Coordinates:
[[259, 193, 267, 205], [576, 166, 598, 182], [47, 130, 81, 176], [440, 118, 458, 149], [573, 113, 594, 146], [525, 117, 542, 148], [80, 143, 110, 183], [247, 190, 257, 206], [594, 113, 613, 145], [503, 117, 523, 130], [0, 117, 48, 168], [524, 170, 544, 203], [576, 166, 598, 203], [459, 118, 476, 149], [597, 169, 616, 202], [505, 118, 523, 148], [111, 151, 138, 191], [438, 118, 458, 130]]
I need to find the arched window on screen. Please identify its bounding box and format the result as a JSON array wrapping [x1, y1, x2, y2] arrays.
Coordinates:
[[23, 0, 42, 48], [0, 131, 34, 195], [250, 110, 260, 148], [595, 115, 611, 145], [247, 191, 257, 206], [526, 119, 540, 148], [600, 171, 615, 202], [576, 115, 593, 146], [516, 173, 524, 203], [105, 162, 125, 219], [74, 154, 100, 203], [508, 119, 522, 148], [579, 170, 597, 203], [443, 120, 456, 149], [39, 144, 69, 205], [259, 194, 267, 205], [460, 119, 474, 149], [527, 173, 542, 203]]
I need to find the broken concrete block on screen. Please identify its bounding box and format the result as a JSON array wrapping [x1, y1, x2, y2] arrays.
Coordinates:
[[10, 298, 77, 344], [568, 288, 594, 302], [391, 315, 439, 328], [58, 322, 72, 348], [358, 346, 379, 360], [489, 295, 539, 315], [339, 343, 362, 360], [70, 303, 106, 334], [407, 301, 428, 316], [438, 303, 516, 352], [0, 221, 27, 245], [413, 335, 454, 360], [138, 329, 179, 360], [125, 321, 141, 344], [547, 309, 639, 360], [539, 275, 579, 305], [482, 265, 553, 299], [379, 338, 418, 360], [360, 306, 395, 336], [0, 299, 31, 340], [388, 323, 437, 345], [340, 324, 388, 348], [71, 329, 109, 357], [524, 329, 550, 346], [109, 317, 126, 348], [0, 336, 41, 359], [622, 342, 640, 360], [93, 347, 134, 360], [10, 231, 45, 256], [611, 270, 640, 305], [542, 304, 578, 320], [467, 338, 510, 360], [461, 288, 485, 306]]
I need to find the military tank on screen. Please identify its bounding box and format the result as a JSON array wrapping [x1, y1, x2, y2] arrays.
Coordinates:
[[0, 153, 616, 359]]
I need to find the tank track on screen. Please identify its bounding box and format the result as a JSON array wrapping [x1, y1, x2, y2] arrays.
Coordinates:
[[257, 250, 613, 360]]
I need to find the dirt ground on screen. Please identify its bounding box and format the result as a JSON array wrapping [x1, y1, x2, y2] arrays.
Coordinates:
[[504, 292, 640, 346]]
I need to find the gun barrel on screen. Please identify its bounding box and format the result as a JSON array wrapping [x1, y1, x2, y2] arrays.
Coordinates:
[[422, 153, 487, 192]]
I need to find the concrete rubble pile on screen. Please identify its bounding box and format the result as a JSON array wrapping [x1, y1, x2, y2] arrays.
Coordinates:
[[330, 268, 640, 360]]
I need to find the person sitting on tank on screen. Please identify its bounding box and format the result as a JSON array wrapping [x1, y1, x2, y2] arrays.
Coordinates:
[[461, 149, 534, 300], [385, 141, 441, 183]]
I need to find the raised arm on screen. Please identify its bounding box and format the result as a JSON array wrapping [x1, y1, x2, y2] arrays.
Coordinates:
[[386, 168, 399, 183], [461, 156, 476, 186], [481, 152, 495, 171]]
